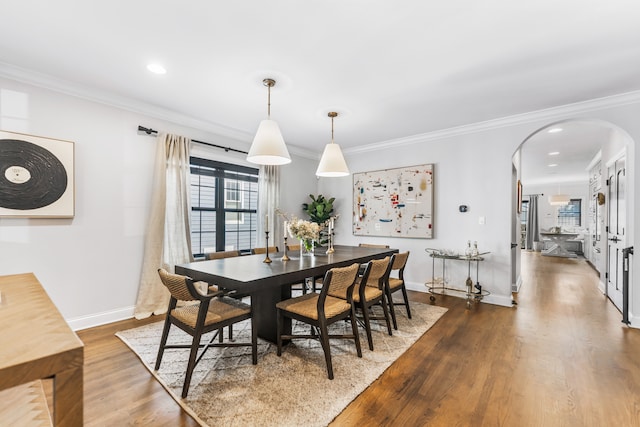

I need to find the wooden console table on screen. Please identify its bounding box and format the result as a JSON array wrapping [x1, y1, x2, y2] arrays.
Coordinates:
[[0, 273, 84, 426]]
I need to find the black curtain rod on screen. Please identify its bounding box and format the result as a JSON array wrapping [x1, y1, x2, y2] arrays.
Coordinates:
[[523, 193, 544, 196], [137, 125, 248, 155]]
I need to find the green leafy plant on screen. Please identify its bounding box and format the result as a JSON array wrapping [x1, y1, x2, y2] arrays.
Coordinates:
[[302, 194, 335, 225], [302, 194, 336, 246]]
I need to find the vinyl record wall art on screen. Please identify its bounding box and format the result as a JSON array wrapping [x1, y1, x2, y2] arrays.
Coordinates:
[[0, 130, 75, 218]]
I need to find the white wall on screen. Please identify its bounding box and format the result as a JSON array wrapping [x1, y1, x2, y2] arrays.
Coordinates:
[[0, 77, 317, 329], [320, 98, 640, 326], [320, 127, 519, 308], [523, 182, 589, 231], [3, 74, 640, 329]]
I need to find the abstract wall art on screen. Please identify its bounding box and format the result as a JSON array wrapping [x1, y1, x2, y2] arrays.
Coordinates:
[[353, 164, 434, 238]]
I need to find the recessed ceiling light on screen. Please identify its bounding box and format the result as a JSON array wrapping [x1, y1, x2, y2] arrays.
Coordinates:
[[548, 163, 558, 167], [147, 63, 167, 75], [548, 151, 560, 156], [548, 127, 563, 133]]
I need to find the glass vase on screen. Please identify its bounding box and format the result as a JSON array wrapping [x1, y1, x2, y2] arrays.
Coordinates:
[[300, 239, 315, 257]]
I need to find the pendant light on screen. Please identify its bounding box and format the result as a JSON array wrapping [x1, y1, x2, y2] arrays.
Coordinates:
[[549, 194, 570, 205], [247, 78, 291, 165], [316, 112, 349, 177]]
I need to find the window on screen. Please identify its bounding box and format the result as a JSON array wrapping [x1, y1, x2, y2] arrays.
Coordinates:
[[225, 181, 244, 224], [190, 157, 259, 257], [520, 200, 529, 225], [557, 199, 581, 227]]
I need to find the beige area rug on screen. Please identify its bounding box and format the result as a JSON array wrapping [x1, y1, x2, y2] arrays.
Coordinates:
[[116, 301, 447, 427]]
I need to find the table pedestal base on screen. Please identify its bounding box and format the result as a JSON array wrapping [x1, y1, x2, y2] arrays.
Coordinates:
[[541, 243, 578, 258]]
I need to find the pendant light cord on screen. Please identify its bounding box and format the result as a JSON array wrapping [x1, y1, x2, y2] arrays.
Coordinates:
[[331, 115, 334, 143], [328, 111, 338, 144], [263, 78, 275, 119]]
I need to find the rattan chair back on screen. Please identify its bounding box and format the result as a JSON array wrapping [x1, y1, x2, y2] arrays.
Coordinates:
[[361, 256, 392, 289], [358, 243, 390, 248], [251, 246, 279, 254], [158, 268, 198, 302], [206, 250, 241, 260]]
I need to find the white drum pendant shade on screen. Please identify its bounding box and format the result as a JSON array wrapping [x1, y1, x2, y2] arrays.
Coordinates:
[[316, 142, 349, 177], [247, 119, 291, 165]]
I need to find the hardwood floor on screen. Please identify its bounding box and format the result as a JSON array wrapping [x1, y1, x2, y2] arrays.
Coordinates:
[[77, 252, 640, 426]]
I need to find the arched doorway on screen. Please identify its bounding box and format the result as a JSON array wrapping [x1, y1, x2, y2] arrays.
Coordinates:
[[512, 119, 635, 317]]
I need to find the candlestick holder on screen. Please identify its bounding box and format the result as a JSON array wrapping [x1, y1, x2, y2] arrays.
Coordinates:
[[326, 229, 335, 254], [263, 231, 272, 263], [282, 236, 290, 261]]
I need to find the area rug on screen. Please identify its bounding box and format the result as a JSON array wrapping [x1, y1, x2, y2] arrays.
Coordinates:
[[116, 301, 447, 427]]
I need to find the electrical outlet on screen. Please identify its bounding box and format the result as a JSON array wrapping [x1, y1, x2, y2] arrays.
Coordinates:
[[479, 216, 485, 225]]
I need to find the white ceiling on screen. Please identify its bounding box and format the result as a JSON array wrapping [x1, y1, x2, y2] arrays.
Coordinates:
[[1, 1, 640, 180], [521, 120, 609, 186]]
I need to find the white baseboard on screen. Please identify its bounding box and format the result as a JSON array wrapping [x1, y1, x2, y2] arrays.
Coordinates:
[[405, 281, 513, 307], [67, 306, 135, 331], [629, 312, 640, 329], [482, 294, 514, 307], [598, 280, 606, 294], [512, 275, 523, 293], [406, 281, 428, 293]]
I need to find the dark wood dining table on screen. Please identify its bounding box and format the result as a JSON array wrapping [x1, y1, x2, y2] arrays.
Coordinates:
[[175, 245, 397, 343]]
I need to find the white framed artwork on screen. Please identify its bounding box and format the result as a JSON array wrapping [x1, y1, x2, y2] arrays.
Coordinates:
[[353, 164, 434, 238], [0, 130, 75, 218]]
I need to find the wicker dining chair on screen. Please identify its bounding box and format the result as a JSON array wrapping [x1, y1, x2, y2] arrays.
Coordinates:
[[386, 251, 412, 329], [358, 243, 390, 249], [311, 244, 390, 293], [328, 256, 393, 351], [205, 250, 241, 260], [155, 268, 257, 398], [203, 249, 245, 339], [276, 263, 362, 379], [251, 246, 279, 255], [288, 241, 312, 295]]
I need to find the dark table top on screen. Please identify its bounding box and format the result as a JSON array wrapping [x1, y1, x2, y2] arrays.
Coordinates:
[[175, 245, 397, 293]]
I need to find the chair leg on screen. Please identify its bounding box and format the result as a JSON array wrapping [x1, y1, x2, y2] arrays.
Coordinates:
[[386, 286, 398, 330], [276, 309, 283, 357], [380, 294, 393, 336], [154, 315, 172, 370], [318, 322, 334, 380], [401, 285, 412, 319], [360, 304, 374, 351], [251, 312, 258, 365], [182, 330, 203, 398], [350, 306, 363, 358]]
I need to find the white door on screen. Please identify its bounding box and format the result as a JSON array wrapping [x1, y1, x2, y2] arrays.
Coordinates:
[[606, 156, 626, 311]]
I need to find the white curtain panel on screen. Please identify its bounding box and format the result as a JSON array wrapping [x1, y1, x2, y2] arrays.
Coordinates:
[[257, 165, 281, 249], [525, 195, 540, 250], [135, 133, 192, 319]]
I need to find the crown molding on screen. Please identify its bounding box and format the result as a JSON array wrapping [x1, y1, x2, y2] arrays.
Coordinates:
[[344, 90, 640, 156], [0, 61, 254, 140], [0, 61, 319, 161], [2, 61, 638, 161]]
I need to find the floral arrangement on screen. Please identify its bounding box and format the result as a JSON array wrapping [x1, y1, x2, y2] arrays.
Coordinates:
[[287, 217, 320, 242], [277, 209, 323, 254]]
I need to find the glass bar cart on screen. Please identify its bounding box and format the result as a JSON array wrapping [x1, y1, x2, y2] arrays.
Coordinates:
[[424, 248, 490, 308]]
